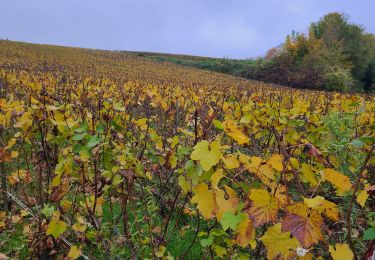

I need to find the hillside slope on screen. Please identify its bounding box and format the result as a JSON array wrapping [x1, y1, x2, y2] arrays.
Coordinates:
[[0, 40, 262, 89], [0, 40, 374, 259]]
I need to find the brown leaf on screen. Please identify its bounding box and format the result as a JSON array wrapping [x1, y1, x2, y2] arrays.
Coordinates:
[[303, 143, 329, 166], [282, 209, 323, 248], [365, 185, 375, 191], [247, 189, 279, 227], [0, 148, 13, 163], [235, 217, 255, 247], [0, 254, 9, 260], [50, 177, 70, 202]]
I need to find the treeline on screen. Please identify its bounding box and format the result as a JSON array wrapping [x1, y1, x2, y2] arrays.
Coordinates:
[[245, 13, 375, 92], [147, 13, 375, 92]]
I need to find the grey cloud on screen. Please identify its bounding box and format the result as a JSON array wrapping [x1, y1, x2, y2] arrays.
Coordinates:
[[0, 0, 374, 58]]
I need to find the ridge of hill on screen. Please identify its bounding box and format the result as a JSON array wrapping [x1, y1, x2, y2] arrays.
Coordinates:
[[0, 39, 259, 89]]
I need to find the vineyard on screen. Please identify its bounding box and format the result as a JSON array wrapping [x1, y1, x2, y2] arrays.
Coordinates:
[[0, 40, 374, 259]]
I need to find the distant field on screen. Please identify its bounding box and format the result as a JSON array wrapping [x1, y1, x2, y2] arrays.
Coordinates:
[[0, 40, 374, 259]]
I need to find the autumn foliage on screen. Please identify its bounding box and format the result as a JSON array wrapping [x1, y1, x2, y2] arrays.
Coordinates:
[[0, 40, 374, 259]]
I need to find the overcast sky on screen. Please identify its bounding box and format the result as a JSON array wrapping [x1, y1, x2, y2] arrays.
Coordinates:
[[1, 0, 374, 59]]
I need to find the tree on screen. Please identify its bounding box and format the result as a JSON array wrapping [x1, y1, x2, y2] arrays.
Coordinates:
[[363, 62, 375, 92], [309, 13, 375, 90], [247, 12, 375, 92], [309, 13, 348, 47], [322, 66, 352, 92]]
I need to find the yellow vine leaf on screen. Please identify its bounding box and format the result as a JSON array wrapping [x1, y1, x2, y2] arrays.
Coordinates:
[[68, 246, 82, 259], [72, 222, 86, 233], [223, 101, 229, 111], [246, 156, 262, 171], [321, 169, 352, 195], [223, 120, 249, 145], [14, 111, 33, 131], [298, 252, 315, 260], [135, 117, 148, 130], [259, 164, 276, 181], [51, 111, 75, 132], [222, 154, 240, 169], [247, 189, 279, 227], [356, 189, 369, 208], [211, 169, 224, 189], [235, 217, 255, 247], [271, 184, 288, 208], [286, 202, 309, 216], [267, 154, 284, 172], [169, 152, 178, 169], [329, 243, 354, 260], [300, 164, 318, 186], [238, 153, 250, 164], [224, 185, 240, 206], [178, 175, 191, 194], [190, 140, 222, 171], [289, 157, 299, 169], [72, 216, 87, 233], [213, 188, 238, 220], [191, 183, 214, 219], [282, 203, 323, 248], [213, 245, 226, 258], [46, 218, 67, 239], [88, 195, 104, 217], [260, 223, 300, 259], [7, 170, 29, 186], [304, 196, 339, 221], [5, 138, 17, 150], [243, 156, 275, 186]]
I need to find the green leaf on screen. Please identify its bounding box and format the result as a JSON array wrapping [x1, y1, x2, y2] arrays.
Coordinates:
[[46, 219, 67, 238], [79, 147, 91, 161], [219, 212, 245, 231], [75, 122, 88, 133], [96, 123, 106, 134], [185, 160, 195, 174], [363, 228, 375, 240], [350, 139, 364, 148], [113, 102, 125, 111], [102, 170, 112, 178], [72, 133, 86, 141], [103, 149, 113, 170], [177, 145, 191, 156], [72, 144, 84, 153], [200, 234, 214, 247], [213, 120, 223, 130], [86, 135, 101, 149], [112, 174, 123, 185], [41, 205, 55, 218]]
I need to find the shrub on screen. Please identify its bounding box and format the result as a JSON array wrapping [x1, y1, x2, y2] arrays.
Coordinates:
[[322, 66, 352, 91]]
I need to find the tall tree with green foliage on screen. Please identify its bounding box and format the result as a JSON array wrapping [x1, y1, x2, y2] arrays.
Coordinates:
[[249, 12, 375, 92], [363, 62, 375, 92], [310, 13, 375, 89]]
